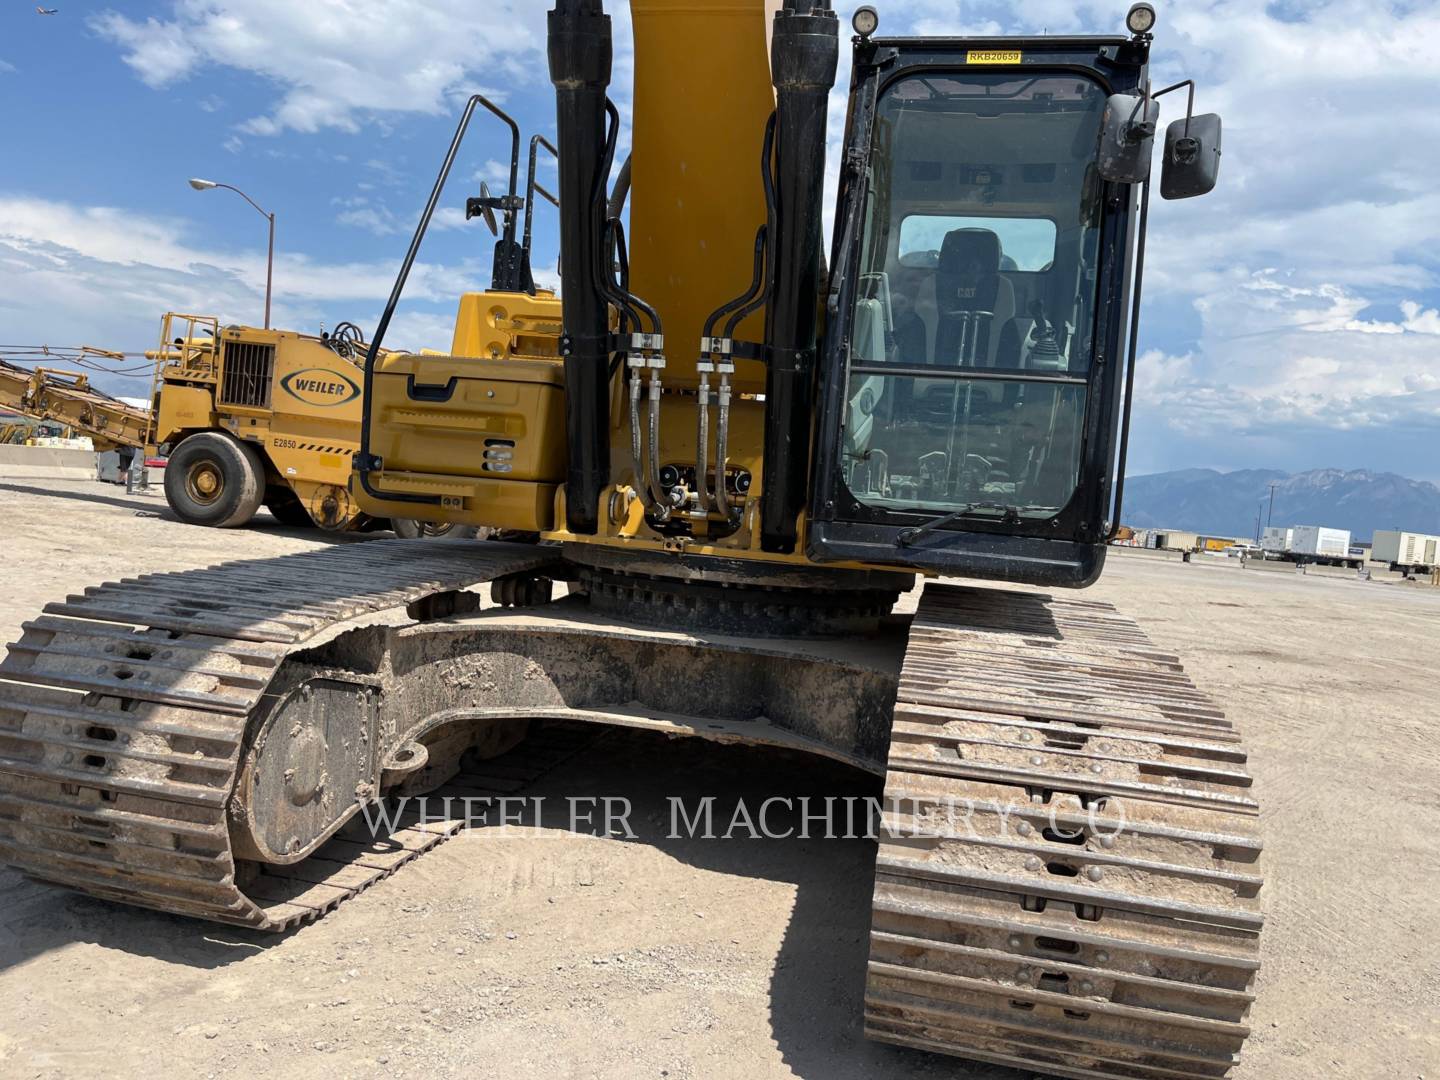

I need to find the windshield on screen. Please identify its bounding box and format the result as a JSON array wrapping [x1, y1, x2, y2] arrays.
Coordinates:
[[841, 72, 1107, 521]]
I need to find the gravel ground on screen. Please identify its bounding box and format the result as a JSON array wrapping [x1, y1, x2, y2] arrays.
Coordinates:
[[0, 475, 1437, 1080]]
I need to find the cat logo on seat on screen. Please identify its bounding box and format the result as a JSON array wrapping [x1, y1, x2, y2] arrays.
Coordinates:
[[280, 368, 361, 407]]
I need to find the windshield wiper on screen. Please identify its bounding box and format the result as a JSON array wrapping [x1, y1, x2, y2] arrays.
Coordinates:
[[896, 502, 1021, 547]]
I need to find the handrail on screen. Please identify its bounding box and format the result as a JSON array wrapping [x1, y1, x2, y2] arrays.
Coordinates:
[[356, 94, 522, 508], [848, 363, 1089, 386], [1105, 175, 1150, 541], [522, 134, 560, 292]]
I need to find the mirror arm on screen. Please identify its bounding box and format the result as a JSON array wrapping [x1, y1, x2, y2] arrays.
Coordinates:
[[1152, 78, 1196, 137], [1124, 89, 1152, 140]]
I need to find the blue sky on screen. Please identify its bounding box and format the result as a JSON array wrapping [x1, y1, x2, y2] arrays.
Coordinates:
[[3, 0, 1439, 482]]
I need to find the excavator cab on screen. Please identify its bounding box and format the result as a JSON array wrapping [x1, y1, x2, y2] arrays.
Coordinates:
[[809, 21, 1221, 586]]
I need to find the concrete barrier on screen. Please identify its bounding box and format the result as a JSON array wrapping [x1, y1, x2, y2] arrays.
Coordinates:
[[0, 444, 98, 481]]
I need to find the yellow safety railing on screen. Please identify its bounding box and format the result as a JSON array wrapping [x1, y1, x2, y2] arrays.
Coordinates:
[[145, 312, 220, 447]]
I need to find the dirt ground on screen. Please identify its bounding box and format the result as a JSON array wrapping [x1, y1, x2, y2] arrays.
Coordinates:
[[0, 475, 1437, 1080]]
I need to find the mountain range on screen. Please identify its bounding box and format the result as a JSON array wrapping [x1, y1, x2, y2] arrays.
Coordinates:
[[1122, 468, 1440, 542]]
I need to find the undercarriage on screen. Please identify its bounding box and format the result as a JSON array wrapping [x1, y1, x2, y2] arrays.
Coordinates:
[[0, 538, 1259, 1078]]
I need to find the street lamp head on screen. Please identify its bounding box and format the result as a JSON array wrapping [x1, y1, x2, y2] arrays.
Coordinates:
[[188, 176, 274, 328]]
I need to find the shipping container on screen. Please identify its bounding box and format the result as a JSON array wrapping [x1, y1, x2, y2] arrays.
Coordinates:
[[1290, 526, 1350, 559], [1261, 527, 1293, 553], [1156, 531, 1199, 552], [1371, 530, 1440, 571]]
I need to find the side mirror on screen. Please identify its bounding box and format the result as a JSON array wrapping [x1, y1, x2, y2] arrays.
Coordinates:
[[1097, 92, 1159, 184], [465, 181, 501, 236], [1160, 113, 1222, 199]]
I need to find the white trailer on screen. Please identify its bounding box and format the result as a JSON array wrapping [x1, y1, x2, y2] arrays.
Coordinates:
[[1266, 525, 1360, 568], [1156, 530, 1199, 552], [1371, 530, 1440, 573], [1291, 526, 1350, 559], [1261, 527, 1292, 559]]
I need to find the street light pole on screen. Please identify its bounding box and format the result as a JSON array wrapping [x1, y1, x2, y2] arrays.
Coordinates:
[[189, 178, 275, 329], [264, 209, 274, 331]]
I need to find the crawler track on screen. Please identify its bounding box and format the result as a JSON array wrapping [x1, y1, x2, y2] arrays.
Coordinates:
[[866, 583, 1262, 1079], [0, 540, 1261, 1075], [0, 539, 563, 930]]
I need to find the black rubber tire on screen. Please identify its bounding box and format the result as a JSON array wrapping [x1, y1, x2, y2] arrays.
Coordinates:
[[264, 490, 314, 527], [391, 518, 481, 541], [163, 432, 266, 528]]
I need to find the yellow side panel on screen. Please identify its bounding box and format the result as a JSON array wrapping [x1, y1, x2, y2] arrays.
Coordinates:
[[359, 474, 557, 534], [265, 336, 364, 431], [450, 290, 563, 360], [235, 333, 365, 493], [152, 384, 218, 444], [628, 0, 779, 392], [354, 351, 567, 532]]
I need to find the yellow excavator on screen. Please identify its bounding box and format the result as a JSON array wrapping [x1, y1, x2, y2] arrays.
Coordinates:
[[0, 3, 1260, 1078]]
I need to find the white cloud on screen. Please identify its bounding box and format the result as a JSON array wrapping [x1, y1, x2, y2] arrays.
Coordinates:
[[90, 14, 197, 87], [0, 196, 486, 366], [1135, 267, 1440, 443], [333, 194, 403, 238], [1346, 300, 1440, 337], [91, 0, 549, 136], [0, 59, 17, 75], [474, 159, 515, 189], [333, 194, 472, 238], [335, 206, 400, 237]]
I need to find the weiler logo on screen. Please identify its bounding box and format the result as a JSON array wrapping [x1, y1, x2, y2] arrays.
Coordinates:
[[280, 368, 361, 408]]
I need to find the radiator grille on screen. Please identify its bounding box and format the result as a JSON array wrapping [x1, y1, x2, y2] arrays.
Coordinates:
[[219, 341, 275, 408]]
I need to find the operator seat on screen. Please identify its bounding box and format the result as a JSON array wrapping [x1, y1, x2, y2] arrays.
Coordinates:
[[932, 228, 1015, 367], [917, 228, 1016, 413]]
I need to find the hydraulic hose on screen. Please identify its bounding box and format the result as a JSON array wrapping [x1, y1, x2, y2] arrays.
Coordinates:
[[696, 223, 769, 515], [629, 372, 658, 514], [714, 373, 736, 521], [647, 367, 678, 517], [692, 112, 779, 524], [696, 369, 712, 513]]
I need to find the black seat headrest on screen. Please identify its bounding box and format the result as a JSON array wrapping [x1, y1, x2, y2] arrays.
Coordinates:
[[936, 228, 1002, 312]]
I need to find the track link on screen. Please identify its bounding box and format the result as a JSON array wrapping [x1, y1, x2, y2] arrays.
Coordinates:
[[867, 583, 1262, 1079], [0, 538, 563, 931]]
